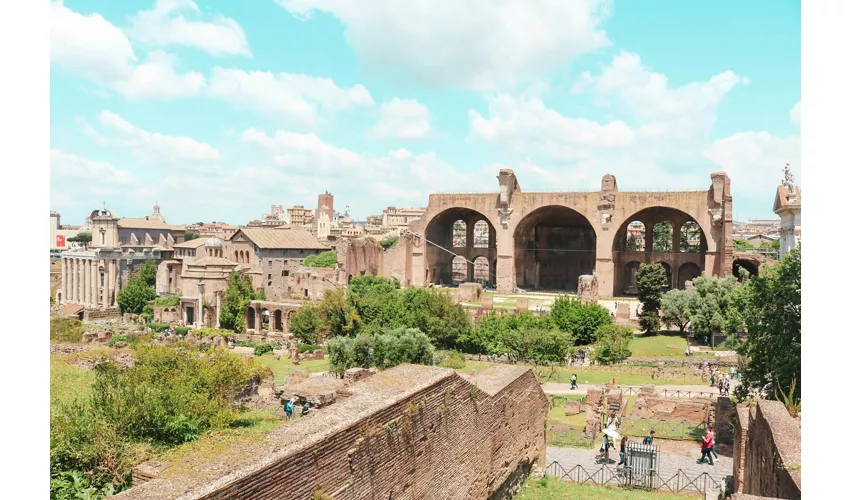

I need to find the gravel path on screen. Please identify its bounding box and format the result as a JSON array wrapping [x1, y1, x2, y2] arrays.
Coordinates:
[[542, 382, 734, 396]]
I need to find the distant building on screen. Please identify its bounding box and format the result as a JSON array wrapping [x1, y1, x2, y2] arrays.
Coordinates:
[[287, 205, 310, 226], [50, 211, 86, 256], [382, 206, 426, 230]]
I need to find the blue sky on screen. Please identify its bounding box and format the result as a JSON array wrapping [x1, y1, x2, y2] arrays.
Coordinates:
[[50, 0, 800, 226]]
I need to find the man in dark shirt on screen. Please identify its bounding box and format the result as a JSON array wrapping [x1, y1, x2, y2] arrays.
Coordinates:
[[643, 430, 655, 445]]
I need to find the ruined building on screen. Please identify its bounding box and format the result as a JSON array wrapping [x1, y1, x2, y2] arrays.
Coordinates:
[[111, 364, 548, 500], [773, 164, 802, 260], [407, 170, 735, 297]]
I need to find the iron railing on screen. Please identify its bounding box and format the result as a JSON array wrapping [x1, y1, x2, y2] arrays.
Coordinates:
[[547, 426, 596, 449], [612, 386, 718, 399], [546, 461, 722, 496], [547, 395, 587, 410]]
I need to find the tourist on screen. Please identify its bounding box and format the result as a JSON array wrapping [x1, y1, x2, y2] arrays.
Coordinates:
[[284, 399, 294, 419], [617, 436, 629, 468], [698, 428, 715, 465], [730, 366, 736, 379], [302, 402, 311, 416], [685, 346, 690, 356], [612, 377, 616, 386], [710, 373, 715, 387], [643, 430, 655, 445], [597, 434, 613, 464], [570, 374, 578, 390]]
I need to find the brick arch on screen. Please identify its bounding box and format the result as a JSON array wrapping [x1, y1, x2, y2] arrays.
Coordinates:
[[678, 262, 702, 288], [424, 207, 498, 286]]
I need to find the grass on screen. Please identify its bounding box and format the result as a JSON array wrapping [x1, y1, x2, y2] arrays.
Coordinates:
[[50, 355, 95, 412], [546, 395, 587, 428], [253, 355, 331, 384], [630, 332, 689, 357], [457, 360, 702, 386], [517, 477, 699, 499]]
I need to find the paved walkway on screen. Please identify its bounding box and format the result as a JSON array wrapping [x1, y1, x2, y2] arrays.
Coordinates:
[[542, 382, 735, 396], [546, 445, 731, 493]]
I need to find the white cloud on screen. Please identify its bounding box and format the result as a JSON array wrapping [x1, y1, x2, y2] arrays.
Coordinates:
[[51, 148, 136, 186], [112, 51, 206, 100], [92, 111, 222, 163], [278, 0, 612, 90], [241, 128, 363, 174], [209, 68, 374, 128], [50, 1, 204, 100], [126, 0, 251, 57], [371, 98, 432, 139], [388, 148, 413, 160], [790, 101, 801, 126], [50, 1, 137, 83], [50, 149, 146, 210]]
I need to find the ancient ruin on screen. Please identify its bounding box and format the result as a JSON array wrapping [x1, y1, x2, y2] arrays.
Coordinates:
[[111, 364, 548, 500], [408, 170, 734, 296]]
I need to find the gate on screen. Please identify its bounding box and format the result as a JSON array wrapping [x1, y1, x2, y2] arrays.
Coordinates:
[[624, 442, 659, 489]]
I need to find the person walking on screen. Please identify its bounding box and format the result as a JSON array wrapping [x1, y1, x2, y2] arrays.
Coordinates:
[[698, 428, 715, 465], [597, 433, 611, 464], [710, 373, 715, 387], [617, 436, 629, 467], [284, 399, 294, 419], [570, 374, 578, 390], [643, 430, 655, 445]]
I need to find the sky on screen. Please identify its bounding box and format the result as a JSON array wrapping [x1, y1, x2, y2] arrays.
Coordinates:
[[49, 0, 801, 226]]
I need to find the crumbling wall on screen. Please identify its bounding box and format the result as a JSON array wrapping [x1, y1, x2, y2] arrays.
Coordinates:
[[739, 400, 801, 500], [733, 404, 753, 494]]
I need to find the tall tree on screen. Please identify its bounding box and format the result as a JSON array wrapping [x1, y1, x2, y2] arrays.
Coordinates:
[[686, 275, 743, 344], [736, 248, 801, 403], [138, 260, 157, 288], [661, 288, 692, 332], [636, 263, 666, 334], [218, 271, 262, 332], [116, 280, 157, 314]]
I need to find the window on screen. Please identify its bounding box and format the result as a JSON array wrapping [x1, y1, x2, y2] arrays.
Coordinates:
[[283, 270, 289, 277], [284, 259, 288, 264], [267, 274, 271, 279], [304, 289, 309, 297]]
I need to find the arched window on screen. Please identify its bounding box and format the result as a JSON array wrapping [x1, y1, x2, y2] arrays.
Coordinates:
[[653, 221, 673, 252], [626, 222, 645, 251], [452, 220, 467, 248], [680, 221, 703, 253], [451, 255, 468, 285], [473, 221, 489, 248], [473, 257, 490, 286]]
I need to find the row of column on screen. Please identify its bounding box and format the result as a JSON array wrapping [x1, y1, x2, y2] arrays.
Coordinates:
[[61, 257, 116, 307]]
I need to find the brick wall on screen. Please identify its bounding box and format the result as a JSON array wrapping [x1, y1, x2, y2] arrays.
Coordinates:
[[739, 400, 801, 500], [714, 396, 735, 444], [733, 404, 752, 493], [112, 365, 547, 500]]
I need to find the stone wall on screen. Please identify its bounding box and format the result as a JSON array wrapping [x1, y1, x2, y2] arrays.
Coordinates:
[[111, 365, 547, 500], [83, 307, 121, 321], [737, 400, 801, 500], [714, 396, 735, 444], [335, 235, 414, 288], [733, 404, 753, 494]]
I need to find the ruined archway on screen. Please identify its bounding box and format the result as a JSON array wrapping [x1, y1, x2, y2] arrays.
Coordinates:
[[733, 259, 759, 280], [678, 263, 702, 288], [424, 208, 497, 287], [613, 207, 707, 296], [473, 256, 491, 287], [514, 206, 596, 292], [246, 307, 255, 331], [260, 308, 269, 331], [274, 310, 283, 331]]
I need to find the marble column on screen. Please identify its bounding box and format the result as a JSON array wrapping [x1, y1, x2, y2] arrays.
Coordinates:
[[197, 282, 205, 328], [61, 258, 68, 304], [91, 260, 98, 306], [84, 260, 91, 306], [107, 260, 115, 307], [215, 293, 221, 328], [71, 259, 78, 303], [101, 261, 108, 306]]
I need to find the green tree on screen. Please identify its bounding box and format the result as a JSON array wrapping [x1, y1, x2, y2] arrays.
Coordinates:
[[184, 230, 200, 241], [68, 232, 92, 248], [733, 239, 755, 251], [626, 234, 640, 252], [661, 288, 692, 331], [735, 248, 800, 402], [317, 289, 361, 337], [138, 260, 157, 288], [397, 287, 472, 349], [218, 271, 262, 332], [550, 296, 612, 345], [371, 327, 436, 369], [347, 275, 402, 332], [116, 280, 157, 314], [686, 275, 743, 344], [636, 263, 666, 334], [379, 236, 399, 250], [593, 324, 634, 364], [289, 305, 321, 344], [304, 251, 337, 268], [652, 222, 673, 252]]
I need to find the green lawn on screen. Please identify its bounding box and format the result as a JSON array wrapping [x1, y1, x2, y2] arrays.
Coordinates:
[[253, 355, 331, 384], [50, 355, 95, 412], [630, 332, 689, 357], [457, 360, 701, 386], [517, 477, 699, 499], [546, 395, 587, 428]]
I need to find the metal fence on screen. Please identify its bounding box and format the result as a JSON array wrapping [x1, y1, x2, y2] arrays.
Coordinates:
[[616, 386, 717, 400], [619, 416, 705, 441], [546, 461, 722, 496], [547, 395, 587, 410], [546, 426, 596, 448]]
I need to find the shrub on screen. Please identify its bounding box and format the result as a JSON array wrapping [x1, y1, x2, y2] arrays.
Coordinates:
[[234, 340, 254, 348], [397, 287, 472, 349], [297, 343, 321, 353], [439, 350, 466, 369], [593, 325, 634, 364], [290, 305, 321, 344], [175, 326, 190, 336], [327, 335, 372, 376], [253, 343, 274, 356], [550, 296, 611, 345], [193, 327, 231, 338], [371, 327, 436, 369], [148, 322, 170, 333], [51, 317, 84, 343], [116, 279, 157, 315], [304, 250, 337, 268], [108, 335, 128, 347], [379, 236, 399, 250]]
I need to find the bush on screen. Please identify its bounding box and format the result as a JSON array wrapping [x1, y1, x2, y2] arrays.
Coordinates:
[[51, 343, 268, 494], [304, 251, 337, 268], [108, 335, 128, 347], [193, 327, 231, 338], [148, 322, 170, 333], [438, 351, 466, 369], [51, 317, 84, 343], [397, 287, 472, 349], [636, 263, 666, 335], [550, 297, 612, 345], [371, 327, 436, 369], [379, 236, 399, 250], [290, 305, 321, 344], [297, 343, 321, 353], [253, 343, 274, 356], [116, 279, 157, 315], [234, 340, 254, 348], [327, 335, 373, 376], [175, 326, 190, 336], [593, 325, 634, 364]]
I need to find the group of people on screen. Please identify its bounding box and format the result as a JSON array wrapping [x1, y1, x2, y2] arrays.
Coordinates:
[[698, 427, 718, 465], [283, 399, 311, 419], [710, 370, 733, 396]]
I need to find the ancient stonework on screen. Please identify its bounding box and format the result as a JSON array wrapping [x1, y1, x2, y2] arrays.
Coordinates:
[[597, 174, 618, 230], [577, 275, 599, 305]]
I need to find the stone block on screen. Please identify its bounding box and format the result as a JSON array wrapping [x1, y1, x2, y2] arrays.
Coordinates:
[[458, 282, 483, 302], [313, 349, 325, 360], [235, 334, 249, 342], [564, 400, 581, 416], [250, 334, 265, 344], [516, 297, 529, 312], [577, 275, 599, 305], [615, 302, 630, 320], [482, 296, 494, 310], [344, 367, 376, 384]]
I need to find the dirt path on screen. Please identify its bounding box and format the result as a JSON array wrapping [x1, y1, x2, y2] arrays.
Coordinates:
[[542, 382, 734, 396]]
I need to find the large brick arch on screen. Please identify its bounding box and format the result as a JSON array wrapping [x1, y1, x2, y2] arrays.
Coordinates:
[[423, 206, 498, 286], [409, 172, 733, 297]]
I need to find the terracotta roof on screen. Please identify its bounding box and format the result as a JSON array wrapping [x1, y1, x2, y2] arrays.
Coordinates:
[[235, 228, 329, 250], [173, 238, 210, 249], [773, 185, 802, 212], [117, 218, 182, 231], [191, 256, 237, 267]]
